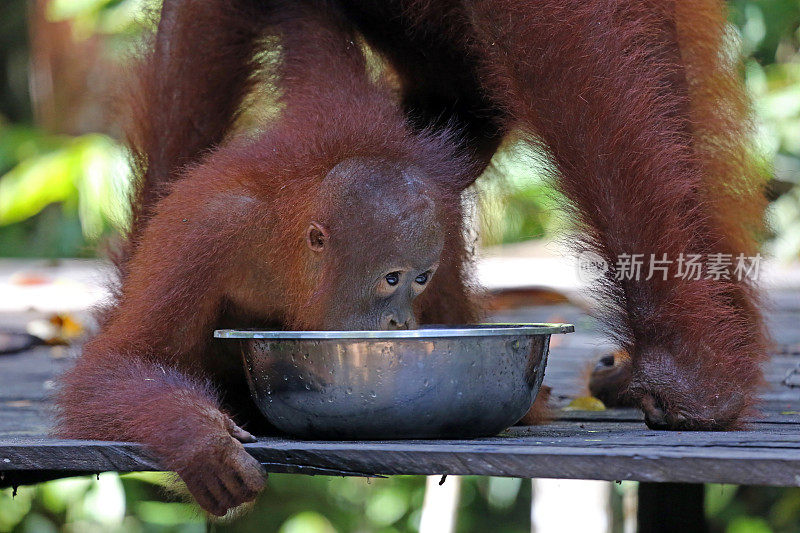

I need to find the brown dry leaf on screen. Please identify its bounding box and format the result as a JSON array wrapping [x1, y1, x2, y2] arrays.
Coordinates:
[[486, 287, 571, 311], [28, 313, 86, 345], [49, 314, 85, 338]]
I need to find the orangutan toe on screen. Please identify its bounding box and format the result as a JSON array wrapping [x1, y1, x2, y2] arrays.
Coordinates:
[[588, 350, 635, 407], [640, 394, 670, 429], [637, 391, 737, 431], [226, 418, 257, 443]]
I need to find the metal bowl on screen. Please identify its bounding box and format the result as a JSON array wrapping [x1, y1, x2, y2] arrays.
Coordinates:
[[214, 324, 574, 439]]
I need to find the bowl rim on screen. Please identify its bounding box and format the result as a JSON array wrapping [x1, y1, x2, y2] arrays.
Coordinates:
[[213, 323, 574, 339]]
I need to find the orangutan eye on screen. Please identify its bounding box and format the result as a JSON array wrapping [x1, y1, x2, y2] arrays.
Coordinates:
[[415, 272, 429, 285], [385, 272, 400, 286]]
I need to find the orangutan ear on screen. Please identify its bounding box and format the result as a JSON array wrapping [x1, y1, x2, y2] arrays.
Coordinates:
[[306, 222, 329, 252]]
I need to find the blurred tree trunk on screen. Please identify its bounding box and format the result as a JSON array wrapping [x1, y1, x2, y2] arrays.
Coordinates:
[[27, 0, 116, 135]]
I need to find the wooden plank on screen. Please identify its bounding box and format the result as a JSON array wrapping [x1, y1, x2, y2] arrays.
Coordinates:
[[2, 432, 800, 487], [1, 294, 799, 487]]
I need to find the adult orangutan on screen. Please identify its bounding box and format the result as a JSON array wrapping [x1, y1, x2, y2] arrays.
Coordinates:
[[56, 0, 768, 516]]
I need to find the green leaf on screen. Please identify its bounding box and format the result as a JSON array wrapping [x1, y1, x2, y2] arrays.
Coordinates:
[[0, 145, 79, 225]]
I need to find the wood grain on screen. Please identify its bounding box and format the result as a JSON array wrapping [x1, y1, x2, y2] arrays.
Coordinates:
[[2, 290, 799, 487]]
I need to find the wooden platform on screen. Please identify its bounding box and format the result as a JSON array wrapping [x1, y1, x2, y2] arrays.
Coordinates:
[[2, 294, 800, 488]]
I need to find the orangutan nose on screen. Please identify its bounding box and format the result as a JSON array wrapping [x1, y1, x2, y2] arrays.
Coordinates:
[[384, 312, 414, 330], [387, 317, 409, 330]]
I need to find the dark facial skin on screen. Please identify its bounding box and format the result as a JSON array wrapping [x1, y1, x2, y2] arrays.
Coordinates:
[[306, 158, 445, 330]]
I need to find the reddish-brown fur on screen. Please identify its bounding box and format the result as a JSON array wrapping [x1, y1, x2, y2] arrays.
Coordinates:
[[57, 1, 479, 516], [464, 0, 767, 428], [56, 0, 768, 516]]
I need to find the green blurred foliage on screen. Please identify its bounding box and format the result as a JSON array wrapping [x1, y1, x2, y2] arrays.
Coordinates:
[[9, 475, 800, 532], [730, 0, 800, 260], [707, 485, 800, 533], [0, 0, 32, 124], [0, 126, 130, 256], [46, 0, 146, 40], [476, 141, 565, 246], [1, 0, 800, 256], [480, 0, 800, 256], [0, 0, 140, 257], [0, 474, 536, 533]]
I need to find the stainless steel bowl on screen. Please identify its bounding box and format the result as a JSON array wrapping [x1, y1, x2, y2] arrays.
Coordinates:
[[214, 324, 573, 439]]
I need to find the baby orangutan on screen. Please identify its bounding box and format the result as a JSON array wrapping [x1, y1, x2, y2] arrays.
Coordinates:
[[296, 159, 448, 331], [57, 3, 478, 516]]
